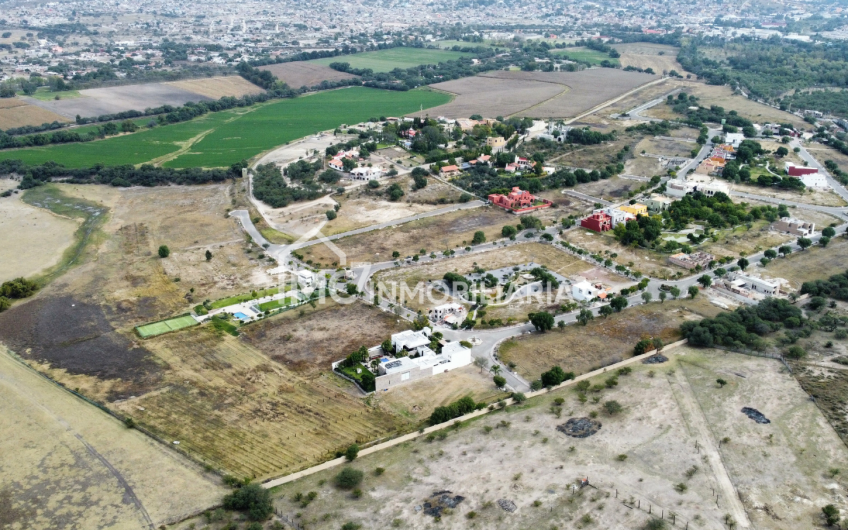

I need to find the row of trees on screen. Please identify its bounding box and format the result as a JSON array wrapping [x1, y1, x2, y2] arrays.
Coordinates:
[[0, 277, 39, 313], [800, 268, 848, 302], [252, 163, 325, 208]]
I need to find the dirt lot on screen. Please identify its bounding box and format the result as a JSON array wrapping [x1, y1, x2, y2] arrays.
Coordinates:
[[0, 97, 71, 129], [377, 364, 507, 422], [806, 144, 848, 171], [0, 180, 79, 283], [242, 300, 410, 375], [192, 348, 847, 530], [633, 136, 695, 158], [612, 43, 683, 75], [24, 82, 214, 120], [759, 237, 848, 290], [422, 69, 656, 119], [643, 82, 809, 130], [498, 298, 719, 380], [166, 76, 264, 99], [258, 62, 359, 88], [0, 345, 226, 529], [303, 206, 525, 265], [571, 175, 643, 202], [731, 180, 847, 207]]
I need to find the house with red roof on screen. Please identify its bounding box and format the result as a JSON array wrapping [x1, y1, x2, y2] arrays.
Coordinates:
[[488, 187, 552, 214], [580, 211, 612, 232]]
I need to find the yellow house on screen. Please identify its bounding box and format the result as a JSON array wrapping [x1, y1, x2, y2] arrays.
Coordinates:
[[618, 204, 648, 217]]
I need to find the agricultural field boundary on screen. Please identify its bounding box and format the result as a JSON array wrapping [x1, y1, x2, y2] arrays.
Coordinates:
[[566, 76, 667, 124], [263, 339, 689, 489]]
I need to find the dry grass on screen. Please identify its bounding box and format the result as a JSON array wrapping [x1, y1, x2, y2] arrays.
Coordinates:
[[760, 237, 848, 290], [241, 299, 411, 376], [498, 298, 720, 381], [806, 144, 848, 170], [0, 181, 80, 282], [302, 206, 516, 265], [0, 345, 226, 529], [634, 136, 695, 158], [565, 228, 678, 279], [258, 62, 359, 88], [377, 364, 507, 421], [166, 76, 264, 99], [0, 98, 70, 129], [702, 219, 794, 257], [613, 43, 683, 74], [114, 326, 405, 479], [571, 175, 643, 201], [731, 181, 847, 207]]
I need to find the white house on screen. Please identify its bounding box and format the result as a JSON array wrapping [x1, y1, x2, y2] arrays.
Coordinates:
[[375, 340, 472, 391], [391, 328, 432, 353], [725, 133, 745, 148], [731, 273, 779, 296], [572, 280, 600, 301], [597, 207, 634, 227], [349, 167, 383, 180], [799, 173, 829, 189], [296, 270, 314, 288], [328, 158, 345, 171], [428, 303, 464, 322]]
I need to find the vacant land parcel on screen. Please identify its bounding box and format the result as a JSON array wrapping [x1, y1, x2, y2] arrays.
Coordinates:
[[259, 62, 358, 88], [256, 349, 842, 530], [311, 47, 471, 72], [0, 87, 451, 168], [165, 75, 265, 99], [612, 43, 683, 74], [423, 69, 656, 119], [0, 97, 70, 130], [0, 346, 226, 529]]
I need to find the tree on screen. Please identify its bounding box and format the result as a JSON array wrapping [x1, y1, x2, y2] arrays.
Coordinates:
[[786, 346, 806, 359], [392, 250, 400, 259], [698, 275, 712, 288], [326, 210, 337, 220], [775, 146, 789, 157], [737, 257, 749, 270], [822, 226, 836, 238], [659, 291, 667, 303], [716, 378, 727, 388], [381, 339, 393, 354], [335, 467, 364, 489], [493, 375, 506, 388], [557, 320, 566, 331], [778, 245, 792, 257], [222, 483, 273, 521], [501, 225, 517, 238], [652, 337, 664, 352], [603, 400, 623, 415], [158, 245, 170, 258], [610, 296, 628, 312], [797, 237, 812, 250], [205, 250, 212, 261], [473, 357, 489, 373], [577, 309, 594, 326], [688, 285, 699, 299], [490, 364, 502, 377], [820, 236, 831, 248], [345, 444, 359, 461], [599, 305, 614, 317], [641, 292, 652, 304], [823, 504, 840, 527], [541, 366, 573, 387], [529, 311, 555, 332], [412, 173, 428, 190], [764, 249, 777, 260], [670, 286, 681, 299], [471, 230, 486, 245]]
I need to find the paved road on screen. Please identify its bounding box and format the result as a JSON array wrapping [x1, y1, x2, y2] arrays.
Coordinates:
[[564, 189, 611, 206], [619, 87, 681, 122]]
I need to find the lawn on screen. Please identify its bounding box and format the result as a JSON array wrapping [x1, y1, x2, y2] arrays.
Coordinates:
[[257, 296, 297, 311], [136, 314, 198, 338], [551, 47, 619, 66], [310, 48, 472, 73], [209, 287, 279, 309], [23, 87, 84, 101], [0, 87, 452, 168]]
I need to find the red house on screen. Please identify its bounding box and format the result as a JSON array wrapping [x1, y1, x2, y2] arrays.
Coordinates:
[[488, 187, 552, 214], [580, 211, 612, 232], [786, 164, 818, 177]]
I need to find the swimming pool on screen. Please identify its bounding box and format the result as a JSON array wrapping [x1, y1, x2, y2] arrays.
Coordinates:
[[233, 312, 250, 320]]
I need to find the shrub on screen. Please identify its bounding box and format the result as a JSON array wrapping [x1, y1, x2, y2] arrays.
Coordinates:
[[823, 504, 840, 526], [221, 483, 273, 521], [512, 392, 527, 403], [786, 346, 806, 359], [335, 467, 364, 489], [603, 400, 623, 415], [341, 522, 362, 530], [345, 443, 359, 461], [429, 396, 478, 425], [375, 467, 385, 476], [326, 210, 337, 220], [540, 366, 574, 387], [158, 245, 170, 258], [493, 375, 506, 388]]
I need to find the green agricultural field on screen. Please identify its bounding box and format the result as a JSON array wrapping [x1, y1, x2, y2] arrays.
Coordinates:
[[552, 47, 619, 66], [136, 314, 198, 338], [310, 48, 471, 73], [0, 87, 451, 168], [23, 87, 84, 101], [209, 287, 279, 309]]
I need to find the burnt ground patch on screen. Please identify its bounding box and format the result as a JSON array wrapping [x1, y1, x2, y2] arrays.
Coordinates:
[[557, 417, 602, 438], [0, 296, 161, 399]]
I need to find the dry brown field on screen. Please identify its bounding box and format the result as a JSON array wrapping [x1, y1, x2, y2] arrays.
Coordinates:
[[806, 144, 848, 170], [731, 181, 847, 207], [634, 136, 695, 158], [612, 43, 684, 74], [498, 298, 719, 380], [759, 236, 848, 290], [166, 75, 264, 99], [0, 345, 226, 529], [643, 82, 809, 129], [421, 69, 656, 119], [302, 206, 526, 265], [571, 175, 642, 202], [0, 180, 79, 282], [258, 62, 359, 88], [0, 97, 70, 129], [197, 348, 848, 530]]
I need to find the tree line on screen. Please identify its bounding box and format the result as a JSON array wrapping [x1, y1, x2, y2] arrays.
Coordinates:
[[252, 163, 325, 209]]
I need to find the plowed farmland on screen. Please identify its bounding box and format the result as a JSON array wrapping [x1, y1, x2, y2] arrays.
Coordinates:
[[258, 62, 358, 88]]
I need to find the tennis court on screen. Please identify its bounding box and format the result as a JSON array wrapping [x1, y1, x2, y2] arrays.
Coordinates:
[[135, 314, 198, 338]]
